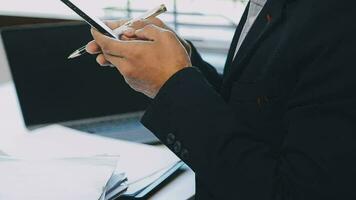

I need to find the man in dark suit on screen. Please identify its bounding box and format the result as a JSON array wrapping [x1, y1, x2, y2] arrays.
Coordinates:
[[87, 0, 356, 199]]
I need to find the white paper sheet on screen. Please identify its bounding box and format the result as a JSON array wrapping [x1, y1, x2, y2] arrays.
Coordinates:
[[0, 155, 118, 200], [0, 124, 180, 183]]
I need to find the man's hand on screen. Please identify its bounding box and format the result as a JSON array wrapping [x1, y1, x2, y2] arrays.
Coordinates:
[[85, 20, 128, 64], [90, 24, 192, 98], [86, 18, 191, 66]]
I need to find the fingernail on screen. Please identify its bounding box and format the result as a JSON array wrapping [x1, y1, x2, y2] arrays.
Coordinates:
[[85, 45, 91, 53], [101, 63, 114, 68]]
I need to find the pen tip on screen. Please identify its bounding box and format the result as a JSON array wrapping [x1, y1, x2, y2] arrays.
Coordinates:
[[67, 53, 77, 59]]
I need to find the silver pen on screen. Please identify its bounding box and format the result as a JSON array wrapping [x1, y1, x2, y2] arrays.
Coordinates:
[[68, 4, 167, 59]]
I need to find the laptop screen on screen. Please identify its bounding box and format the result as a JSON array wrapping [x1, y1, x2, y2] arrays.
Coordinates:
[[1, 22, 150, 127]]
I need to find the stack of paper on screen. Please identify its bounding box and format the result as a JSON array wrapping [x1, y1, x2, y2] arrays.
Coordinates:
[[124, 161, 184, 198], [100, 168, 128, 200], [0, 155, 120, 200], [0, 125, 181, 199]]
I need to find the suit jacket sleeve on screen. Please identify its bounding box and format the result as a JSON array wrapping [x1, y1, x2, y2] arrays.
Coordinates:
[[141, 38, 356, 200], [187, 40, 223, 91], [141, 3, 356, 200], [142, 67, 280, 199]]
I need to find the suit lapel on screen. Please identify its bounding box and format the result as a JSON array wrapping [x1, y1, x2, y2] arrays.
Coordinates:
[[223, 2, 250, 75], [223, 0, 287, 84]]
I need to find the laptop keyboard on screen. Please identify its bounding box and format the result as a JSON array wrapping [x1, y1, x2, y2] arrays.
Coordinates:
[[67, 116, 159, 144], [73, 117, 140, 133]]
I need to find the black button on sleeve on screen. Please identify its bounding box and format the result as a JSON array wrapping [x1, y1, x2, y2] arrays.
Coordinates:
[[180, 149, 189, 160], [173, 141, 182, 153], [166, 133, 176, 145]]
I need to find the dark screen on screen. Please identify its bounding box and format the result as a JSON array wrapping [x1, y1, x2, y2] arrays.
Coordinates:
[[1, 22, 150, 127]]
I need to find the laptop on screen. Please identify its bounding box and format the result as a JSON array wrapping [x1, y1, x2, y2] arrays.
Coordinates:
[[1, 22, 159, 144]]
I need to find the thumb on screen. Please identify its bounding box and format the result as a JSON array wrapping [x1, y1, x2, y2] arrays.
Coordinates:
[[134, 24, 164, 41]]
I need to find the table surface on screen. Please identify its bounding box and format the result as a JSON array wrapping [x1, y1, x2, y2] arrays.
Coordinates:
[[0, 35, 10, 84], [0, 81, 195, 199]]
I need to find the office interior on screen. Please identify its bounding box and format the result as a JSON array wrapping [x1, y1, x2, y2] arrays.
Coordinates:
[[0, 0, 247, 199]]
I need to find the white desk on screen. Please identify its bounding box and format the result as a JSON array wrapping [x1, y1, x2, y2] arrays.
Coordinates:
[[0, 82, 195, 199], [0, 36, 10, 83]]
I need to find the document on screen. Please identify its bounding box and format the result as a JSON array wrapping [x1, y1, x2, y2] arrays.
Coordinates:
[[0, 83, 189, 199], [0, 155, 119, 200]]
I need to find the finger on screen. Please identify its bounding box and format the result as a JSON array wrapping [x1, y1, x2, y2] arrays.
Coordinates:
[[128, 19, 148, 29], [129, 17, 165, 29], [102, 53, 131, 74], [86, 40, 102, 54], [135, 24, 165, 41], [120, 18, 168, 40], [105, 20, 129, 30], [121, 27, 136, 38], [96, 54, 111, 66], [91, 28, 149, 59], [120, 34, 138, 41], [115, 20, 146, 39], [120, 34, 132, 40], [91, 28, 128, 58], [143, 17, 165, 28]]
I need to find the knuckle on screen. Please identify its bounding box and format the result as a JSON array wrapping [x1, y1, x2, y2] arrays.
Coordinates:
[[145, 24, 156, 30], [101, 54, 110, 62], [164, 30, 175, 39], [130, 20, 145, 29], [149, 17, 164, 28], [123, 27, 135, 36], [101, 46, 109, 54], [153, 17, 164, 25], [97, 54, 106, 65], [101, 42, 112, 54]]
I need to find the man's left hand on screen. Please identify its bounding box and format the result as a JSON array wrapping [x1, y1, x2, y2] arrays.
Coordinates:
[[91, 24, 192, 98]]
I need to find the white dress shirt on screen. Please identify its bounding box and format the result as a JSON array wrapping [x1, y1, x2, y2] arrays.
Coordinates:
[[233, 0, 268, 59]]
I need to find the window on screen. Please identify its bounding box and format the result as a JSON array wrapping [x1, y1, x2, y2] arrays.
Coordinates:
[[0, 0, 247, 72], [100, 0, 247, 72]]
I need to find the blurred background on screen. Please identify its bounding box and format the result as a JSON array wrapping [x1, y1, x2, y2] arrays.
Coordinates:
[[0, 0, 248, 84]]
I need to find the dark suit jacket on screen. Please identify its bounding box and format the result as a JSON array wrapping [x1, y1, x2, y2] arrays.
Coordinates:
[[141, 0, 356, 199]]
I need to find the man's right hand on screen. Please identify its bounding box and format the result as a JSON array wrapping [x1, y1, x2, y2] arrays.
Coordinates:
[[85, 20, 129, 57], [86, 17, 191, 66]]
